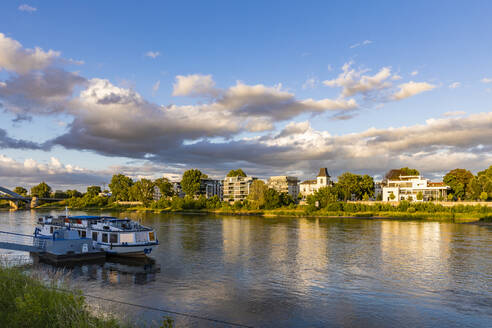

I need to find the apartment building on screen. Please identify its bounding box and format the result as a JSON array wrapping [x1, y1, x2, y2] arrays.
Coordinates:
[[200, 178, 223, 199], [382, 175, 449, 201], [223, 176, 256, 202], [267, 176, 300, 199]]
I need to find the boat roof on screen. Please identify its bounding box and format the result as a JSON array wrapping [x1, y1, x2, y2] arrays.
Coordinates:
[[69, 215, 118, 221]]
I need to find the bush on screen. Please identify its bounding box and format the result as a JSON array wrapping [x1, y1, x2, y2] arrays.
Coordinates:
[[0, 266, 124, 328]]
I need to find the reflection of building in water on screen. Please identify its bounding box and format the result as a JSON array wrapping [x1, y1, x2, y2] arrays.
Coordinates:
[[379, 221, 451, 282], [268, 224, 289, 268], [222, 218, 251, 263], [294, 218, 328, 290]]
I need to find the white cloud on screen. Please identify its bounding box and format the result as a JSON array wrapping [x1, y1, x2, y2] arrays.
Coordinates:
[[0, 154, 109, 189], [18, 4, 37, 12], [323, 62, 392, 97], [0, 33, 60, 74], [152, 80, 160, 94], [443, 110, 466, 117], [481, 77, 492, 83], [302, 77, 318, 89], [145, 51, 160, 59], [172, 74, 217, 97], [449, 82, 461, 89], [391, 74, 402, 80], [411, 70, 419, 76], [392, 81, 435, 100], [350, 40, 373, 49]]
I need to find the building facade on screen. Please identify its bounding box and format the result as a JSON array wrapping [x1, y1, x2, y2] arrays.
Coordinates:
[[200, 179, 223, 199], [382, 175, 449, 201], [300, 168, 332, 197], [223, 176, 256, 202], [267, 176, 299, 199]]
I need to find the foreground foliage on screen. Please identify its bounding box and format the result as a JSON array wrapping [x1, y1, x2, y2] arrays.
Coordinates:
[[0, 266, 123, 328]]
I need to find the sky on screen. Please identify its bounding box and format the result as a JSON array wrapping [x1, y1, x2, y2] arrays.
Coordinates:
[[0, 1, 492, 190]]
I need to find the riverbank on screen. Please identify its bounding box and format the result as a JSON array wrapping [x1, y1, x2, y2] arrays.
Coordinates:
[[19, 201, 492, 222], [0, 265, 126, 328]]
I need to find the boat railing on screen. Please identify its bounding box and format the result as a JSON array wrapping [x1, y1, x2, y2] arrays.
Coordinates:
[[0, 230, 47, 251]]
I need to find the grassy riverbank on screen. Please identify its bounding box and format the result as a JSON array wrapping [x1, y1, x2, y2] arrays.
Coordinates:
[[28, 200, 492, 222], [0, 265, 125, 328]]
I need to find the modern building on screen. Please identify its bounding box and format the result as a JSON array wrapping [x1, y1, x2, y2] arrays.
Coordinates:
[[172, 182, 185, 198], [200, 178, 223, 199], [223, 176, 256, 202], [267, 176, 299, 199], [382, 175, 449, 201], [299, 168, 332, 197]]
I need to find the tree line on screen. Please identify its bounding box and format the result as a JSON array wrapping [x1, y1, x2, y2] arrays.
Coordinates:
[[8, 165, 492, 210]]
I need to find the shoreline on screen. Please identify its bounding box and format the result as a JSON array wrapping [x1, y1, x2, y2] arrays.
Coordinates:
[[4, 204, 490, 222]]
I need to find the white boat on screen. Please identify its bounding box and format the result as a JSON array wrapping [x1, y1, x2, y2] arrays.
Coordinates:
[[36, 215, 159, 256]]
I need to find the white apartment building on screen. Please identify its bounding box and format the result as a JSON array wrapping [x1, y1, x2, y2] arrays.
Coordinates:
[[267, 176, 300, 199], [299, 168, 332, 197], [223, 176, 256, 202], [382, 175, 449, 201]]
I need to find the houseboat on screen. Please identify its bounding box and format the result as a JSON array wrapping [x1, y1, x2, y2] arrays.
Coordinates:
[[36, 215, 158, 256]]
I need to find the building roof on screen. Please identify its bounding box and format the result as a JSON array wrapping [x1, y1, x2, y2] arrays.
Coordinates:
[[317, 168, 330, 177], [428, 182, 446, 187], [300, 179, 317, 185]]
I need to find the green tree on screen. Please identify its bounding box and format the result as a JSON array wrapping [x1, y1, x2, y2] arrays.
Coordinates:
[[362, 192, 370, 201], [385, 167, 420, 180], [86, 186, 101, 196], [154, 177, 173, 198], [263, 188, 282, 209], [181, 169, 203, 197], [475, 165, 492, 199], [480, 191, 488, 201], [226, 169, 247, 177], [13, 187, 27, 196], [129, 179, 155, 203], [53, 190, 68, 199], [416, 191, 423, 201], [309, 186, 339, 208], [247, 180, 268, 209], [66, 189, 82, 198], [30, 182, 51, 198], [109, 174, 133, 201], [389, 193, 396, 201], [337, 172, 374, 200], [360, 174, 375, 198], [447, 193, 454, 201], [443, 168, 475, 200]]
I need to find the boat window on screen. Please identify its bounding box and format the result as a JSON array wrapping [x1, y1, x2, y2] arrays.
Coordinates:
[[149, 231, 155, 241], [50, 226, 53, 233], [102, 233, 108, 243], [81, 230, 86, 238], [92, 232, 98, 241], [110, 234, 118, 243]]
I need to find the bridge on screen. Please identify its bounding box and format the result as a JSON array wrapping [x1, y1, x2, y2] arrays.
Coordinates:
[[0, 186, 63, 209]]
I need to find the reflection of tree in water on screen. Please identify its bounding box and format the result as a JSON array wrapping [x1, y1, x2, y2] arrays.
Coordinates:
[[180, 218, 206, 251]]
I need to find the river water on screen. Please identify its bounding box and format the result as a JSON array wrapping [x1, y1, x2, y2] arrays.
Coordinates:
[[1, 210, 491, 327]]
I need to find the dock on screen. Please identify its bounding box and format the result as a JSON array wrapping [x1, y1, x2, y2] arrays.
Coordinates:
[[0, 230, 106, 263]]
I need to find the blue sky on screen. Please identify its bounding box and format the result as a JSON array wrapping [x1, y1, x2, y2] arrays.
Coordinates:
[[1, 1, 492, 189]]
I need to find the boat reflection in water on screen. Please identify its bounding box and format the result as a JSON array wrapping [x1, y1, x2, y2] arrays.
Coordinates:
[[33, 255, 160, 285]]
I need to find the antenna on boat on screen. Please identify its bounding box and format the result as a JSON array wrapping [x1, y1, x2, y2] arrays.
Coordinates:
[[65, 206, 70, 230]]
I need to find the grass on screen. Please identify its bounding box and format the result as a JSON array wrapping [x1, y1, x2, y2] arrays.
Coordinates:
[[0, 264, 127, 328], [7, 199, 490, 222]]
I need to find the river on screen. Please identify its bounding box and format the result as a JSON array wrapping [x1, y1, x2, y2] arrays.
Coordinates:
[[1, 210, 491, 327]]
